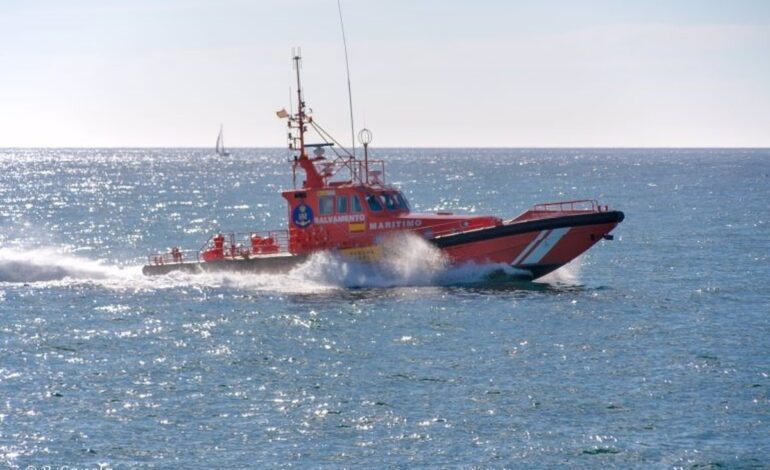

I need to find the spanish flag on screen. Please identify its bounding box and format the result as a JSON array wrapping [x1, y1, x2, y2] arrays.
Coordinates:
[[348, 222, 366, 233]]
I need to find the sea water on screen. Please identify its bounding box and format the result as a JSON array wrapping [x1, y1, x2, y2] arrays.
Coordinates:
[[0, 148, 768, 468]]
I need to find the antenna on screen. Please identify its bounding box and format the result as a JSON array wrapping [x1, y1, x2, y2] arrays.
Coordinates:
[[358, 128, 372, 183], [337, 0, 356, 158]]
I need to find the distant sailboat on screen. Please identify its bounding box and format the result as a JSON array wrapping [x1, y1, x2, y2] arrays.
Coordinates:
[[215, 124, 231, 156]]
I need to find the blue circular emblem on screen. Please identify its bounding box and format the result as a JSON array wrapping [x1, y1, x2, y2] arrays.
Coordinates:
[[292, 203, 314, 228]]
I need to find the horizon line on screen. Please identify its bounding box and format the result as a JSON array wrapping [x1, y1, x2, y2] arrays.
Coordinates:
[[2, 146, 770, 150]]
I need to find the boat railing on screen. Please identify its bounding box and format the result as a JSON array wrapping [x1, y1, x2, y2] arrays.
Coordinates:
[[507, 199, 610, 224], [147, 248, 200, 266], [532, 199, 603, 213], [415, 218, 495, 239], [244, 229, 291, 255], [148, 229, 292, 265], [319, 158, 386, 185], [199, 229, 291, 259]]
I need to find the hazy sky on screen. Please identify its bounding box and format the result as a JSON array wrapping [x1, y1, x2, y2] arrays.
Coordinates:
[[1, 0, 769, 147]]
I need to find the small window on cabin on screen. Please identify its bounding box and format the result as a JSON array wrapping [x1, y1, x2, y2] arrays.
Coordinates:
[[352, 195, 363, 213], [337, 195, 349, 213], [319, 196, 334, 215], [395, 192, 410, 210], [380, 193, 398, 211], [366, 194, 383, 212]]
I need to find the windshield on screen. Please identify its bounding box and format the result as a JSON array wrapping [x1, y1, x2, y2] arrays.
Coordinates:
[[380, 193, 398, 211], [352, 195, 363, 213], [394, 192, 410, 211], [366, 194, 383, 211]]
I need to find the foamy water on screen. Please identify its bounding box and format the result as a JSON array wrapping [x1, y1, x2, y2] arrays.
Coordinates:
[[0, 233, 568, 293], [0, 247, 138, 283]]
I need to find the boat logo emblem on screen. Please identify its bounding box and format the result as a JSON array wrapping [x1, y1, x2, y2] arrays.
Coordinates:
[[292, 203, 314, 228]]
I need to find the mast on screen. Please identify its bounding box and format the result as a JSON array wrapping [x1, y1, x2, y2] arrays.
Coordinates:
[[293, 53, 305, 158], [290, 51, 323, 188]]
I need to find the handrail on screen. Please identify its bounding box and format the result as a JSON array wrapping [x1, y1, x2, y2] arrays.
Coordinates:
[[148, 228, 292, 266], [532, 199, 600, 212], [147, 248, 199, 266], [415, 218, 498, 239], [201, 229, 291, 258], [317, 158, 387, 186]]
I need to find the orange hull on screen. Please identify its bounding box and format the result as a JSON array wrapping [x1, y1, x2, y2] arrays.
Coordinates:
[[435, 212, 623, 279]]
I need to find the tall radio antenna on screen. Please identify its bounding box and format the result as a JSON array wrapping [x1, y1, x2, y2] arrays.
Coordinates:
[[337, 0, 356, 158]]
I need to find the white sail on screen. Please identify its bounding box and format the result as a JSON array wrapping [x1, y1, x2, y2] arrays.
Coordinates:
[[216, 124, 229, 156]]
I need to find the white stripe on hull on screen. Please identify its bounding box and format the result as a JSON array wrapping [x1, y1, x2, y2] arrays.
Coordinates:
[[520, 227, 570, 265], [512, 229, 549, 265]]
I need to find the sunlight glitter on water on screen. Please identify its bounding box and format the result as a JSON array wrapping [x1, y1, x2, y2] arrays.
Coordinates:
[[2, 148, 769, 468]]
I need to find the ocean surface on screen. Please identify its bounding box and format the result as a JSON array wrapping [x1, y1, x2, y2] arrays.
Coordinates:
[[0, 148, 768, 468]]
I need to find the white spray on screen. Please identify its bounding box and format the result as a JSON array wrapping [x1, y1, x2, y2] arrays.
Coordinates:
[[0, 238, 580, 292]]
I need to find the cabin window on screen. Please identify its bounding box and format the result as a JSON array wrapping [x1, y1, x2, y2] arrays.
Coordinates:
[[395, 192, 410, 210], [380, 193, 398, 211], [352, 195, 363, 213], [337, 195, 349, 213], [366, 194, 383, 212], [319, 196, 334, 215]]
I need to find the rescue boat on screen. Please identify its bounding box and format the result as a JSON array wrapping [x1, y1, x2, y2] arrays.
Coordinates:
[[142, 54, 624, 279]]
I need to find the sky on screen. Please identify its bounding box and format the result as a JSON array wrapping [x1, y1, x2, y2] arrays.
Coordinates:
[[1, 0, 769, 148]]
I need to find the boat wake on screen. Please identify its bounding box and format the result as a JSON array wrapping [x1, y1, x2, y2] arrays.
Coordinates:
[[0, 247, 137, 284], [0, 236, 580, 292]]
